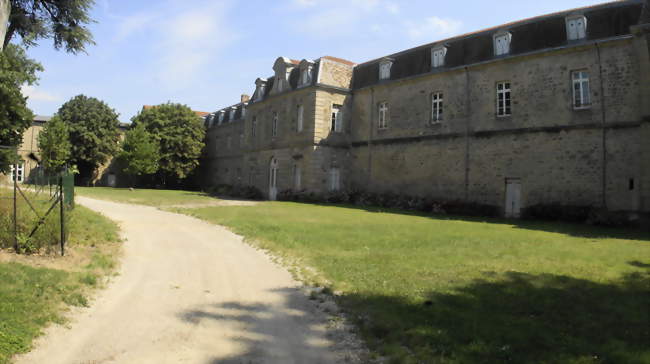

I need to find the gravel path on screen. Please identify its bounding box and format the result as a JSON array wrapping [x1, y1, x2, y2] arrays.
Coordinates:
[[15, 197, 349, 364]]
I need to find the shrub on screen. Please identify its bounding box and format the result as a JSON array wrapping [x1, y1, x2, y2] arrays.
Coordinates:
[[586, 208, 636, 228], [207, 184, 264, 201], [522, 204, 593, 223]]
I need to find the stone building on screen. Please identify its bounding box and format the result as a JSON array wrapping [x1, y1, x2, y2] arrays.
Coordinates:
[[1, 116, 130, 186], [2, 115, 50, 185], [204, 0, 649, 217]]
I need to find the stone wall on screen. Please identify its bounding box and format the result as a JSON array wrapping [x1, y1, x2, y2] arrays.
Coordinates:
[[632, 23, 650, 212], [201, 6, 649, 214], [348, 37, 645, 213], [318, 58, 354, 89]]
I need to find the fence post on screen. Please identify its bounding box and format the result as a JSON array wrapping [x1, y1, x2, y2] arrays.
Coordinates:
[[60, 175, 65, 256], [13, 167, 18, 253]]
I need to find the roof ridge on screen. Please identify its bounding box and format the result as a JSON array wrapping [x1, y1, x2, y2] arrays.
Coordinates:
[[357, 0, 639, 66]]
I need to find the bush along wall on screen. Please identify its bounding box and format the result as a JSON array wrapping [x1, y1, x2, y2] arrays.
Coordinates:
[[277, 189, 501, 218], [522, 204, 642, 228], [205, 184, 265, 200]]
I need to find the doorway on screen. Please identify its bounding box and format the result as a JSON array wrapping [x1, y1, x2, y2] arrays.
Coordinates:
[[269, 158, 278, 201], [505, 178, 522, 218]]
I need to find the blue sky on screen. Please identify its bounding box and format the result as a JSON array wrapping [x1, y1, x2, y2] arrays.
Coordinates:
[[21, 0, 609, 122]]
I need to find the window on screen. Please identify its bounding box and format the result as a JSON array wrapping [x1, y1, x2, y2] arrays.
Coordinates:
[[300, 65, 313, 86], [297, 105, 304, 132], [379, 59, 393, 80], [272, 112, 278, 137], [566, 15, 587, 41], [629, 178, 635, 191], [328, 168, 340, 191], [9, 162, 24, 183], [241, 106, 246, 118], [431, 46, 447, 68], [229, 108, 236, 121], [293, 164, 301, 190], [496, 82, 512, 117], [431, 92, 443, 123], [226, 136, 232, 149], [572, 71, 591, 109], [494, 32, 512, 56], [251, 117, 257, 137], [331, 104, 342, 132], [218, 112, 224, 124], [378, 102, 389, 129]]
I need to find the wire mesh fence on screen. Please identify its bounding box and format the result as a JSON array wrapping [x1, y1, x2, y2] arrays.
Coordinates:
[[1, 157, 75, 255]]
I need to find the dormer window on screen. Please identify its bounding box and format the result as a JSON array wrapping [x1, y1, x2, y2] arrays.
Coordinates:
[[379, 58, 393, 80], [276, 76, 283, 92], [218, 111, 225, 124], [254, 79, 267, 101], [229, 108, 236, 121], [272, 57, 297, 94], [494, 32, 512, 56], [431, 46, 447, 68], [566, 15, 587, 41], [300, 65, 313, 86]]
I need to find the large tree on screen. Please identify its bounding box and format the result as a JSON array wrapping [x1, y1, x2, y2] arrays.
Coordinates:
[[37, 115, 70, 173], [56, 95, 120, 184], [0, 44, 42, 172], [1, 0, 96, 172], [131, 103, 205, 184], [3, 0, 95, 53], [118, 123, 159, 183]]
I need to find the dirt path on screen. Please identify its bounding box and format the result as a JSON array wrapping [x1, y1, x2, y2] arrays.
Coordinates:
[[15, 197, 352, 364]]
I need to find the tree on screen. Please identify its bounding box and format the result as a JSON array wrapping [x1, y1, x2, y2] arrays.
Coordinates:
[[118, 123, 159, 182], [3, 0, 95, 53], [0, 44, 42, 172], [131, 103, 205, 185], [56, 95, 120, 184], [37, 115, 70, 173]]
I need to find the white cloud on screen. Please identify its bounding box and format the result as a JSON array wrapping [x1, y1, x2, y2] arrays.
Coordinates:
[[292, 0, 391, 37], [406, 16, 463, 40], [294, 0, 318, 6], [21, 85, 61, 102], [384, 2, 399, 14], [155, 2, 238, 89], [113, 12, 158, 42]]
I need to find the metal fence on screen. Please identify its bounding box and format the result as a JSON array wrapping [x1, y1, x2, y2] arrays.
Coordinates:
[[1, 157, 75, 256]]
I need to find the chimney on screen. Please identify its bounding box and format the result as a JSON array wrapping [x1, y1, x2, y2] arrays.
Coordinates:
[[241, 94, 250, 103]]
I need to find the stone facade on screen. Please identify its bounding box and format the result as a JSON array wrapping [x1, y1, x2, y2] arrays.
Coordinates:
[[202, 0, 650, 216], [1, 117, 130, 187]]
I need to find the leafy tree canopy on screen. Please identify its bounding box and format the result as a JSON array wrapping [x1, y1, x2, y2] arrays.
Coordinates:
[[3, 0, 95, 53], [56, 94, 120, 182], [119, 123, 159, 178], [131, 103, 205, 182], [0, 44, 42, 172], [38, 115, 71, 173]]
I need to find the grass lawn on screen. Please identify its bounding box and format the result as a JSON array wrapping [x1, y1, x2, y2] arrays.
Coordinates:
[[0, 189, 121, 364], [76, 186, 217, 207], [175, 202, 650, 364]]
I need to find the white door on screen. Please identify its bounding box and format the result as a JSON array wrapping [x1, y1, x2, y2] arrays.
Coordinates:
[[269, 158, 278, 201], [505, 178, 522, 218]]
